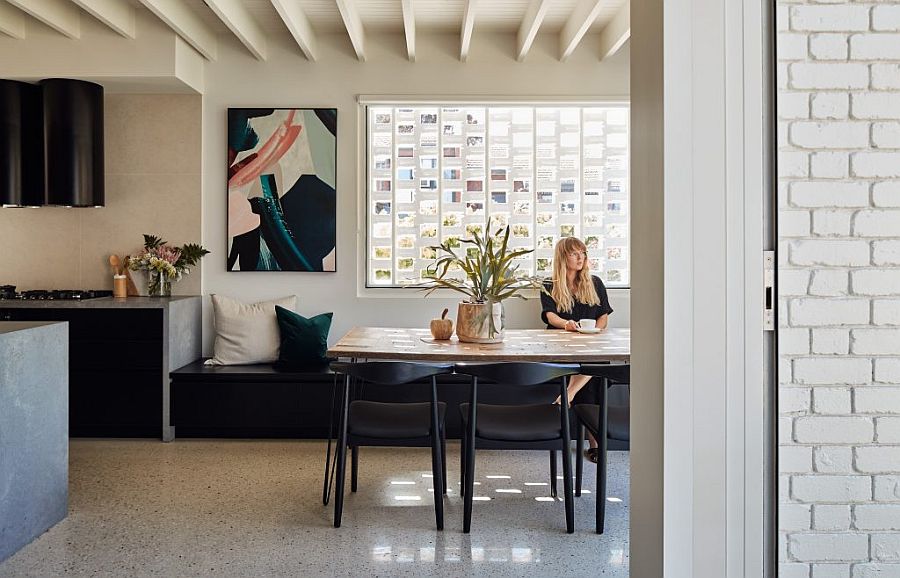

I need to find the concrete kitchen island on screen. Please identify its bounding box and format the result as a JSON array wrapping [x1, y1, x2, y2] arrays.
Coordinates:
[[0, 297, 201, 441], [0, 321, 68, 563]]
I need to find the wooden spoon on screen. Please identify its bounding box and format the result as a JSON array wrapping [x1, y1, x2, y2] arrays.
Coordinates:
[[109, 254, 121, 276]]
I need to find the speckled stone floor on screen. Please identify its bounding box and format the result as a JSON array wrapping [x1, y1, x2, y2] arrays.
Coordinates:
[[0, 440, 629, 577]]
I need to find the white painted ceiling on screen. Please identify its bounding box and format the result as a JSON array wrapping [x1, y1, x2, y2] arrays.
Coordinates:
[[4, 0, 629, 63], [181, 0, 626, 34]]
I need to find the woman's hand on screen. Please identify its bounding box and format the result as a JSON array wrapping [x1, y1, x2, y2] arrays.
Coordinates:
[[563, 319, 578, 332]]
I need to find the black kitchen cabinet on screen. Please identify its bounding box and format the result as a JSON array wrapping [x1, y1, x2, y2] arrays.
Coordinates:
[[0, 297, 200, 439]]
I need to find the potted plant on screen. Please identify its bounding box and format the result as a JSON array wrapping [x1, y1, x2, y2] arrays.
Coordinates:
[[127, 234, 210, 297], [421, 225, 542, 343]]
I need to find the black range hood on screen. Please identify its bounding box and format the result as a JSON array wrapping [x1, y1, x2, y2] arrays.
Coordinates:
[[41, 79, 104, 207], [0, 80, 44, 207], [0, 78, 104, 208]]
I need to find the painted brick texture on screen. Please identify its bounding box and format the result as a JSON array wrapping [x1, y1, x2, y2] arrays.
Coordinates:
[[779, 1, 900, 575]]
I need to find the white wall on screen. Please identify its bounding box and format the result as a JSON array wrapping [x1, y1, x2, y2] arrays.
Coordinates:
[[201, 31, 630, 352], [777, 1, 900, 576]]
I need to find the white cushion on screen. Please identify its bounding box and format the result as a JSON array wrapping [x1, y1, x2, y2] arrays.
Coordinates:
[[205, 294, 297, 365]]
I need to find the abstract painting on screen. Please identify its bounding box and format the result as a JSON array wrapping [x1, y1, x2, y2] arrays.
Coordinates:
[[227, 108, 337, 272]]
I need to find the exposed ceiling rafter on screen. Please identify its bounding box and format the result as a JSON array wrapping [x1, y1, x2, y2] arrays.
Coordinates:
[[72, 0, 134, 38], [205, 0, 266, 60], [335, 0, 365, 61], [516, 0, 550, 62], [0, 2, 26, 38], [460, 0, 476, 62], [136, 0, 217, 60], [598, 1, 630, 60], [8, 0, 80, 39], [401, 0, 415, 62], [559, 0, 604, 61], [270, 0, 317, 61]]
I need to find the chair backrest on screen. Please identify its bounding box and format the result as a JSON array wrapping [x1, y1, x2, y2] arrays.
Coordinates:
[[578, 363, 631, 383], [329, 361, 453, 385], [453, 362, 580, 386]]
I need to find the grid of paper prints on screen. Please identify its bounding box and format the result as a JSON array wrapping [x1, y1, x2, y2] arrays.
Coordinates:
[[367, 105, 629, 288]]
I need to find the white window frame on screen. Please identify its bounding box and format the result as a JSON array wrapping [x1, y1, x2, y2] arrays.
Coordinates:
[[356, 95, 630, 299]]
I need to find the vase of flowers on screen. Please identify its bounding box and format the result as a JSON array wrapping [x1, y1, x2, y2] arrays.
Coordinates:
[[420, 225, 542, 343], [127, 234, 210, 297]]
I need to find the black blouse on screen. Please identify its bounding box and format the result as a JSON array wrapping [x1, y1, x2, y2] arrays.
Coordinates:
[[540, 275, 614, 328]]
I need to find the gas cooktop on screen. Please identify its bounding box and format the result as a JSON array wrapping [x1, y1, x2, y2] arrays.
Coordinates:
[[0, 286, 113, 300]]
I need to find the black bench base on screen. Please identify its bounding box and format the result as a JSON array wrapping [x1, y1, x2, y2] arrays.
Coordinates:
[[170, 360, 340, 439]]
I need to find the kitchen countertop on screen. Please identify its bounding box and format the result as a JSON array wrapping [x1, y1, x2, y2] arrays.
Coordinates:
[[0, 321, 64, 334], [0, 296, 200, 309]]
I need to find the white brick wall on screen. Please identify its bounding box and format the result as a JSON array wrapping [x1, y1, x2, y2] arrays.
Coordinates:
[[779, 1, 900, 575]]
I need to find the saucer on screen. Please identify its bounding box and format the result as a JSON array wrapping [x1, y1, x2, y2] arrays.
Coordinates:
[[576, 327, 604, 334]]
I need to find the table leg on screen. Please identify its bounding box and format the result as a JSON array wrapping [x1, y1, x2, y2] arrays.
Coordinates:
[[596, 377, 609, 534], [322, 357, 355, 506]]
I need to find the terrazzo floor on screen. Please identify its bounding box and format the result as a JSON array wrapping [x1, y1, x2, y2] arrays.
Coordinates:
[[0, 440, 629, 577]]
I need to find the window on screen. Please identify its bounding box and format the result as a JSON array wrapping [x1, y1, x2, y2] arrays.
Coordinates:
[[365, 103, 630, 288]]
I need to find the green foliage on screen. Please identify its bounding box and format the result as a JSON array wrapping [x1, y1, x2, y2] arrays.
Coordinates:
[[420, 225, 544, 303], [176, 243, 211, 269], [143, 234, 164, 250]]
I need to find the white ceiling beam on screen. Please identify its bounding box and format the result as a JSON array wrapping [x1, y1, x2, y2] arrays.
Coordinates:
[[71, 0, 134, 38], [559, 0, 603, 61], [270, 0, 317, 61], [516, 0, 550, 62], [460, 0, 476, 62], [598, 1, 630, 60], [7, 0, 80, 39], [401, 0, 415, 62], [204, 0, 266, 61], [0, 2, 26, 38], [335, 0, 365, 61], [137, 0, 217, 61]]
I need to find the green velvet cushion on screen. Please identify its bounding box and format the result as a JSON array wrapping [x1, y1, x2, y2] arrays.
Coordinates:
[[275, 306, 333, 364]]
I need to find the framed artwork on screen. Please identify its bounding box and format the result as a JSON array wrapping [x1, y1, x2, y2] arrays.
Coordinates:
[[227, 108, 337, 271]]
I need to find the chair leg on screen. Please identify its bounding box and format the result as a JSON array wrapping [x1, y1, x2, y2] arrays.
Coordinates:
[[350, 446, 359, 492], [549, 450, 558, 498], [463, 379, 478, 534], [463, 435, 476, 533], [333, 379, 351, 528], [430, 435, 444, 530], [441, 433, 448, 495], [560, 380, 575, 534], [460, 434, 466, 497], [575, 423, 584, 497], [596, 379, 609, 534], [430, 379, 444, 530]]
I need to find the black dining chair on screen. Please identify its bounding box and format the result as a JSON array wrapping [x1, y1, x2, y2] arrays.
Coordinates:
[[574, 362, 631, 534], [454, 362, 582, 534], [329, 361, 453, 530]]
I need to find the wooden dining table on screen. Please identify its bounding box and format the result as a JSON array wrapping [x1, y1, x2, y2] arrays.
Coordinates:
[[321, 325, 631, 525], [326, 326, 631, 362]]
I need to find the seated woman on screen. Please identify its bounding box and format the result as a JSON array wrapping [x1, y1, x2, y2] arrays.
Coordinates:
[[540, 237, 614, 462]]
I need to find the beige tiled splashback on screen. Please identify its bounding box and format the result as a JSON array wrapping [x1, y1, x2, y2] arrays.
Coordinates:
[[0, 94, 202, 295]]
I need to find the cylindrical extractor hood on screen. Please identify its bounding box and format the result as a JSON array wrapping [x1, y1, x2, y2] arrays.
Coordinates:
[[0, 80, 44, 207], [41, 78, 104, 207]]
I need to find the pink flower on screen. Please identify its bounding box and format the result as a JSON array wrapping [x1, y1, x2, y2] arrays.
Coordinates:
[[153, 244, 181, 265]]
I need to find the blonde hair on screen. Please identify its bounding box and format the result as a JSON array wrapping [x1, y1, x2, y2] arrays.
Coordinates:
[[550, 237, 600, 313]]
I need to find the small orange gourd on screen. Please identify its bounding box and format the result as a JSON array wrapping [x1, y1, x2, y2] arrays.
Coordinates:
[[430, 308, 454, 340]]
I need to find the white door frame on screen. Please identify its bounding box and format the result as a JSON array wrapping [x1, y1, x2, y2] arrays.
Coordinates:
[[630, 0, 771, 574]]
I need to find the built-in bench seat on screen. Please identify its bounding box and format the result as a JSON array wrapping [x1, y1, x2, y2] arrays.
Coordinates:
[[170, 360, 339, 438], [170, 359, 628, 447]]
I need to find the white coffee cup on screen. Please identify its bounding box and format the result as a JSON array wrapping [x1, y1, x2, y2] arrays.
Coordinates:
[[577, 318, 596, 330]]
